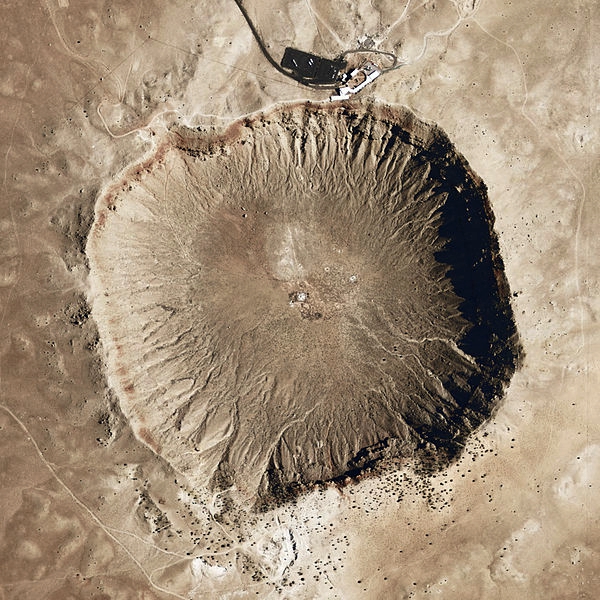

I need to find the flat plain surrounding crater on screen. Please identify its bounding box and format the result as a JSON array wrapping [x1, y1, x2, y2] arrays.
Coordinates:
[[87, 102, 521, 507]]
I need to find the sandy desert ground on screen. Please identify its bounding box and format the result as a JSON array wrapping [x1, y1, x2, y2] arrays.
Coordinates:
[[1, 0, 598, 599]]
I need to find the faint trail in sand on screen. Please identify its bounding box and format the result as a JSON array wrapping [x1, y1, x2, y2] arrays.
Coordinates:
[[43, 0, 149, 101], [43, 0, 152, 114], [0, 18, 47, 405], [0, 403, 190, 600], [148, 36, 300, 90], [387, 0, 413, 33], [304, 0, 331, 55], [96, 103, 181, 139], [305, 0, 345, 49], [0, 567, 137, 588], [0, 10, 190, 597], [405, 0, 481, 65], [471, 11, 590, 482], [471, 16, 588, 356]]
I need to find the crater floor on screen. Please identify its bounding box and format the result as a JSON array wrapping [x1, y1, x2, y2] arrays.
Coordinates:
[[87, 102, 521, 506]]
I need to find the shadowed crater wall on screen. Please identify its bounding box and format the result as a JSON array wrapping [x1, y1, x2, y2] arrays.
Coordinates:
[[86, 102, 521, 507]]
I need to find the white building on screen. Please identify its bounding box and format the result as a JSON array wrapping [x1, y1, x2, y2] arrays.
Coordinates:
[[330, 62, 381, 101]]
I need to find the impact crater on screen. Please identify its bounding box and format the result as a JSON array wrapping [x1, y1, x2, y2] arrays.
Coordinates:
[[87, 102, 521, 507]]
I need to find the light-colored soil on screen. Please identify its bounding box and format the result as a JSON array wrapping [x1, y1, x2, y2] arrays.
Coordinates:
[[0, 0, 597, 599]]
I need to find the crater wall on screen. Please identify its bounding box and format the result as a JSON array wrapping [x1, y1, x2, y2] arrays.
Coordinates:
[[87, 102, 521, 506]]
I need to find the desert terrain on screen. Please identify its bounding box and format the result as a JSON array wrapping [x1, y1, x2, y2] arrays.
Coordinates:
[[0, 1, 598, 599]]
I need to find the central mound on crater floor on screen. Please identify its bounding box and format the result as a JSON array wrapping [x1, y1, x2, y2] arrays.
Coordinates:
[[87, 102, 521, 507]]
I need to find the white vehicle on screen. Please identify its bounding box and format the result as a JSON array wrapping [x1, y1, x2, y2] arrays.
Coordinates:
[[330, 62, 381, 101]]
